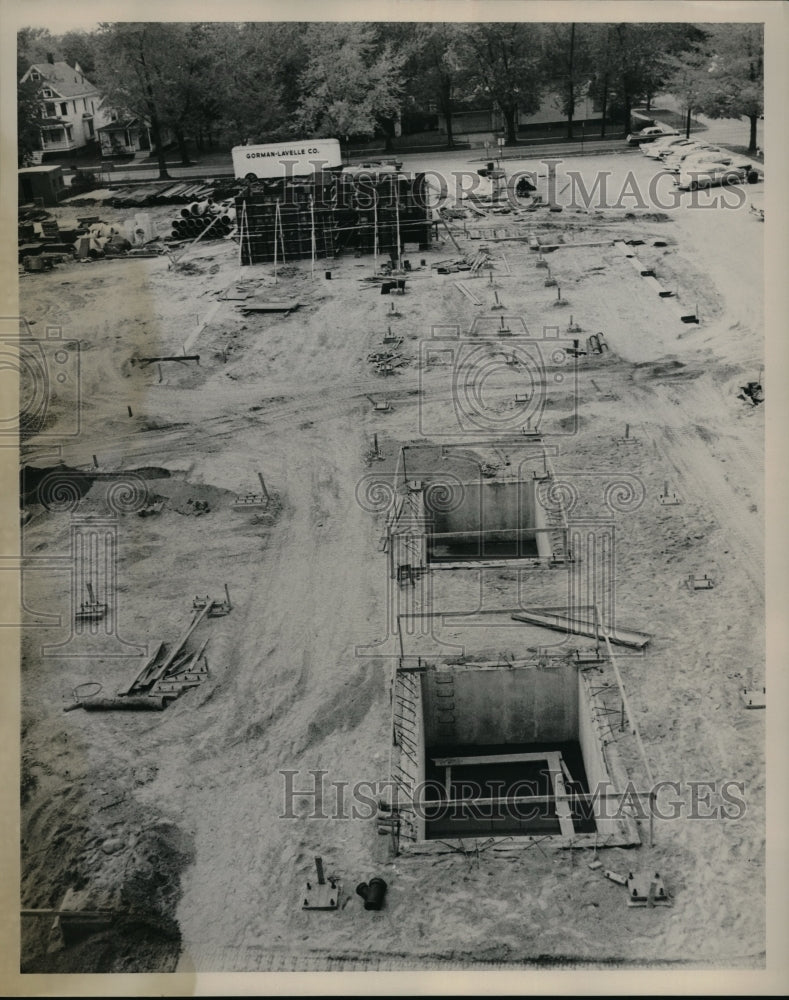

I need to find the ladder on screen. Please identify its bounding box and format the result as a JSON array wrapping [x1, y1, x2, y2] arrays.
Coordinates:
[[388, 667, 423, 845], [432, 670, 456, 742]]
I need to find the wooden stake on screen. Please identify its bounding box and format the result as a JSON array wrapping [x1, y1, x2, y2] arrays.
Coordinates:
[[127, 405, 133, 417], [273, 200, 279, 283], [243, 202, 252, 267], [310, 194, 316, 281], [394, 178, 402, 272], [238, 200, 246, 268], [92, 454, 98, 468], [373, 190, 379, 273], [257, 472, 269, 502]]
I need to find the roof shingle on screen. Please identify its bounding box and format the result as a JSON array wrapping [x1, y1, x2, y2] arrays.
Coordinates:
[[25, 62, 99, 98]]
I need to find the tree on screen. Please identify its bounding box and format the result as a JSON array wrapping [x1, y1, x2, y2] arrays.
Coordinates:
[[58, 30, 99, 75], [94, 23, 177, 178], [17, 27, 56, 78], [542, 23, 593, 139], [17, 78, 47, 165], [662, 45, 715, 139], [95, 23, 227, 171], [295, 24, 405, 143], [401, 23, 465, 149], [208, 23, 305, 144], [698, 24, 763, 152], [586, 24, 615, 137], [455, 23, 543, 144]]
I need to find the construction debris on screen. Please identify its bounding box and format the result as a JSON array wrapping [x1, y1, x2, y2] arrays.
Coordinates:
[[510, 609, 652, 649], [738, 381, 763, 405], [132, 355, 200, 367], [238, 299, 301, 314]]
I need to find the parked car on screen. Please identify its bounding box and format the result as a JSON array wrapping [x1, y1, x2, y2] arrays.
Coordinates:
[[676, 160, 758, 190], [642, 136, 696, 158], [666, 148, 736, 174], [661, 143, 723, 170], [626, 125, 680, 146]]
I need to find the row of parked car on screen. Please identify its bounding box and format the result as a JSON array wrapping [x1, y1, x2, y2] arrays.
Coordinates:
[[627, 126, 760, 191]]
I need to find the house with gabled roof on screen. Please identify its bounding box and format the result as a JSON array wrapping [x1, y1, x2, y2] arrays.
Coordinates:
[[93, 95, 157, 159], [19, 58, 101, 155]]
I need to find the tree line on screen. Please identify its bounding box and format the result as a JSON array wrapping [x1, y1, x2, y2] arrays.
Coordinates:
[[18, 22, 764, 173]]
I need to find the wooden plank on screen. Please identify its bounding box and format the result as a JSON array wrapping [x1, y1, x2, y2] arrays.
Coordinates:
[[433, 752, 556, 767], [510, 609, 651, 649], [144, 603, 211, 686], [439, 214, 463, 253], [239, 300, 300, 313], [163, 637, 208, 679], [453, 282, 482, 305], [545, 752, 575, 838], [117, 641, 164, 696]]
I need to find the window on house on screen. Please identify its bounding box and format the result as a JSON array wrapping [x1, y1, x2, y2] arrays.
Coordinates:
[[42, 88, 52, 97], [60, 102, 68, 116], [42, 126, 65, 146], [31, 71, 41, 81], [83, 98, 87, 110], [44, 103, 56, 118]]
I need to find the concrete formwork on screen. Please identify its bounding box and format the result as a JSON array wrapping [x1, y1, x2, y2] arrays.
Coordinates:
[[422, 659, 578, 747], [387, 656, 641, 851]]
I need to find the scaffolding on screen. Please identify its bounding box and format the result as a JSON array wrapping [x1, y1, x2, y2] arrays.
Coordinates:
[[236, 169, 432, 266]]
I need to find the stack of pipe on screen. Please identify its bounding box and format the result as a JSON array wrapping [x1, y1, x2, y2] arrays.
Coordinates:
[[170, 198, 236, 241]]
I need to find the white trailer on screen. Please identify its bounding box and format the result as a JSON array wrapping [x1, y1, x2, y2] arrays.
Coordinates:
[[232, 139, 342, 181]]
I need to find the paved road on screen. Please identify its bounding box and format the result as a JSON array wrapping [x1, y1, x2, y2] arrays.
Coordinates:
[[65, 138, 645, 187], [69, 120, 762, 191]]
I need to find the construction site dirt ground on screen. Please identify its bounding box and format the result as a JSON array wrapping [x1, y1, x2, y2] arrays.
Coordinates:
[[17, 151, 767, 972]]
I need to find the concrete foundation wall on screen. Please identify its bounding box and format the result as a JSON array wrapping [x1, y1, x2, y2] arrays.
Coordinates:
[[577, 671, 622, 839], [431, 480, 535, 542], [422, 660, 579, 747]]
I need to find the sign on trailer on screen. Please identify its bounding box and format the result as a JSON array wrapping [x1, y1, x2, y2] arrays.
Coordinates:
[[232, 139, 342, 180]]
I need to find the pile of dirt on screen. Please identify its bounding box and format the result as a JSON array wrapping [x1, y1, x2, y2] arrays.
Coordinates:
[[21, 742, 193, 973]]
